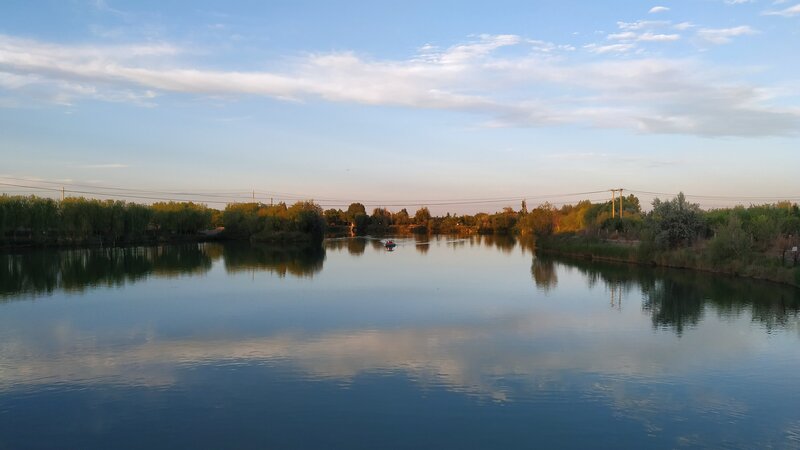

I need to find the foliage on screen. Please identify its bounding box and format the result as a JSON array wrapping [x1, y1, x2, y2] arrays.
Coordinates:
[[151, 202, 213, 235], [1, 196, 157, 244], [414, 207, 431, 225], [643, 193, 706, 250], [708, 214, 752, 263], [1, 195, 324, 246], [223, 201, 325, 243]]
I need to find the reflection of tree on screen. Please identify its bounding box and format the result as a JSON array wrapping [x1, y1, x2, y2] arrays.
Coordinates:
[[323, 239, 348, 252], [479, 235, 517, 253], [414, 235, 430, 254], [540, 253, 800, 335], [640, 279, 704, 336], [347, 238, 366, 255], [223, 243, 325, 278], [0, 242, 326, 299], [531, 256, 558, 291], [0, 245, 211, 298], [149, 245, 213, 277]]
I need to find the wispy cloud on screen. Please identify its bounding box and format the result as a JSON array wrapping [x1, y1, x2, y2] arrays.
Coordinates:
[[696, 26, 758, 44], [75, 163, 129, 169], [608, 31, 680, 42], [648, 6, 670, 14], [0, 33, 797, 137], [584, 43, 637, 54], [617, 20, 671, 31], [546, 152, 685, 168], [762, 3, 800, 16], [638, 32, 681, 42]]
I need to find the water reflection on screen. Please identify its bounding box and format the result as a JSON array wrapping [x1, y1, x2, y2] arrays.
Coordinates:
[[414, 234, 430, 254], [1, 239, 799, 448], [0, 242, 326, 298], [0, 245, 211, 298], [531, 257, 558, 292], [223, 243, 325, 278], [537, 254, 800, 334], [476, 234, 517, 253]]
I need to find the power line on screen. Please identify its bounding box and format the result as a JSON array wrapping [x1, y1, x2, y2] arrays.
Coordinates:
[[0, 176, 254, 199], [627, 189, 800, 201], [0, 182, 233, 205], [2, 177, 798, 210]]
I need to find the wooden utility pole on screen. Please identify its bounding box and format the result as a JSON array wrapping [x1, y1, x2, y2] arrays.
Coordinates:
[[61, 187, 65, 201], [252, 190, 255, 200], [610, 188, 624, 219], [611, 189, 616, 218]]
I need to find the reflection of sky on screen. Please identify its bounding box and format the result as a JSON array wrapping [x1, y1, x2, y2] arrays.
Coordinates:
[[1, 239, 799, 448]]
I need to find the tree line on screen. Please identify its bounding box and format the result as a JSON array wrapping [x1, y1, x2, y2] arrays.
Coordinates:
[[5, 193, 800, 281], [322, 195, 643, 236], [529, 193, 800, 285], [0, 195, 325, 246]]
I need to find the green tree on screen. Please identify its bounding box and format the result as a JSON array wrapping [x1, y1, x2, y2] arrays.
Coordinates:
[[414, 207, 431, 225], [645, 193, 706, 249]]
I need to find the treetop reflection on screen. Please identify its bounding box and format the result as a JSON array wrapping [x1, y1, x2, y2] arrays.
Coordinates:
[[0, 242, 326, 298], [535, 254, 800, 334]]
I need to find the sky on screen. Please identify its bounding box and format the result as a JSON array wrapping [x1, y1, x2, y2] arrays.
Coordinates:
[[0, 0, 799, 213]]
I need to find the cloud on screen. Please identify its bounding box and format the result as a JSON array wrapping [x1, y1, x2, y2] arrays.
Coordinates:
[[638, 32, 681, 42], [0, 33, 797, 137], [763, 3, 800, 16], [604, 20, 680, 45], [696, 25, 758, 44], [608, 31, 680, 42], [584, 43, 637, 54], [649, 6, 670, 13], [617, 20, 671, 30], [75, 163, 129, 169], [545, 152, 685, 168]]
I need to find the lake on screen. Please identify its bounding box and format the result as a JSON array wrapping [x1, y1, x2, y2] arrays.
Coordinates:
[[1, 236, 799, 449]]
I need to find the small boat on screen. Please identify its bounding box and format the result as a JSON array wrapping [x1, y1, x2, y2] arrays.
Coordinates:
[[385, 240, 397, 250]]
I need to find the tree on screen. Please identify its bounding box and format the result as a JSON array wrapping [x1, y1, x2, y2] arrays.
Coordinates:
[[324, 209, 347, 227], [345, 203, 367, 222], [414, 207, 431, 225], [393, 208, 411, 226], [645, 193, 706, 249], [370, 208, 393, 230]]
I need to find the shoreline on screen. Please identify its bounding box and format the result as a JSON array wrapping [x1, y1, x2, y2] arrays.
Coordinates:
[[536, 237, 800, 288]]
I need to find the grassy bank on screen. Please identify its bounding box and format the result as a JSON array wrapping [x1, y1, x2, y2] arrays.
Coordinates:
[[538, 233, 800, 287]]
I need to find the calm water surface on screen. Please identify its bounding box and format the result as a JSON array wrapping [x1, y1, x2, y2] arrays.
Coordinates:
[[1, 237, 799, 449]]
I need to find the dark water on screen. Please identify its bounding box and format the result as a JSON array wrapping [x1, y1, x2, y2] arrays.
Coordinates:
[[1, 237, 799, 449]]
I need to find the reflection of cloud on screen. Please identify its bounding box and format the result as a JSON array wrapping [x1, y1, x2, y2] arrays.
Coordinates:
[[0, 310, 767, 404]]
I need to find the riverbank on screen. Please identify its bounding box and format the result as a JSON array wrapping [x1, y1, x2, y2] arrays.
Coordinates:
[[537, 234, 800, 288], [0, 232, 222, 250]]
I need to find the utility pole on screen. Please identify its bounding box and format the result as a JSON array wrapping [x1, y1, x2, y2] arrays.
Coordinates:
[[610, 188, 625, 219], [61, 187, 65, 201], [611, 189, 616, 218], [252, 190, 255, 201]]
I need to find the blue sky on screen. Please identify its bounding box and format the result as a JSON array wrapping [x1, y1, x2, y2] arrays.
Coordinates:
[[1, 0, 799, 213]]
